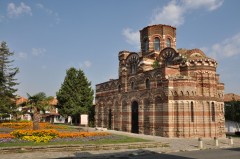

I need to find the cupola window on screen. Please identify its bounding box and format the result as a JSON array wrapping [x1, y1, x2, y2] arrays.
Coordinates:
[[166, 38, 171, 47], [154, 37, 160, 51], [144, 39, 149, 52]]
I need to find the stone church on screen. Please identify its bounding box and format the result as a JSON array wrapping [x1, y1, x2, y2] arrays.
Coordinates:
[[95, 24, 225, 138]]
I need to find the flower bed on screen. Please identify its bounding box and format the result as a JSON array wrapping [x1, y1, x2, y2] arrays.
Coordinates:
[[0, 133, 14, 139], [11, 129, 59, 138], [0, 129, 111, 143], [58, 132, 110, 138], [0, 122, 66, 130], [0, 122, 112, 143]]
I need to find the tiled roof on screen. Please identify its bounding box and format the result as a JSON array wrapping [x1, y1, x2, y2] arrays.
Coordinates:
[[224, 93, 240, 102], [16, 96, 28, 105]]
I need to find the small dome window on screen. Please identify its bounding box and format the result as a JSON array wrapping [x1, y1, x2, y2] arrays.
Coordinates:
[[166, 38, 171, 47], [154, 37, 160, 51]]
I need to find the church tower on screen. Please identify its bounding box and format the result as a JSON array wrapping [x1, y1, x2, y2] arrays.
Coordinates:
[[140, 24, 176, 58]]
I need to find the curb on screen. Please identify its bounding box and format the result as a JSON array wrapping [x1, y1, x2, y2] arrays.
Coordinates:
[[0, 142, 168, 154]]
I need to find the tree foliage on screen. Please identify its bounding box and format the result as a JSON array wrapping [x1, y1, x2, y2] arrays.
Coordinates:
[[152, 60, 160, 69], [225, 100, 240, 123], [56, 67, 94, 124], [26, 92, 53, 130], [0, 41, 19, 118]]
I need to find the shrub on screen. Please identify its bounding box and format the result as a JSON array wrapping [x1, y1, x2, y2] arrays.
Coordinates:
[[235, 131, 240, 136]]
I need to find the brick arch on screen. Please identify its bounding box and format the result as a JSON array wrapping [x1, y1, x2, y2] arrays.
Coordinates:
[[143, 98, 151, 135], [164, 35, 174, 47], [126, 53, 140, 74], [154, 95, 164, 136], [104, 83, 110, 91], [110, 82, 117, 90], [128, 77, 137, 91], [174, 91, 178, 96], [150, 35, 163, 51], [121, 100, 128, 132], [153, 70, 162, 79], [113, 100, 119, 130], [180, 91, 184, 96]]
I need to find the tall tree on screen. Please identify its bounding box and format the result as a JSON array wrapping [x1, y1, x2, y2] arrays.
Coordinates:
[[225, 100, 240, 123], [26, 92, 53, 130], [0, 41, 19, 118], [57, 67, 94, 124]]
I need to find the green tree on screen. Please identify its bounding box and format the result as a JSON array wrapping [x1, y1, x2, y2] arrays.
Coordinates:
[[152, 60, 160, 69], [225, 100, 240, 123], [57, 67, 94, 125], [26, 92, 53, 130], [0, 41, 19, 119]]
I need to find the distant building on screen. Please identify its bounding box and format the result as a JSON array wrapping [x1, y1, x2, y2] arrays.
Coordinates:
[[16, 96, 65, 123], [95, 24, 225, 138], [224, 93, 240, 102]]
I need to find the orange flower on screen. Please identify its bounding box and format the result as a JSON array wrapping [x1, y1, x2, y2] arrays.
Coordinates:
[[0, 134, 14, 138]]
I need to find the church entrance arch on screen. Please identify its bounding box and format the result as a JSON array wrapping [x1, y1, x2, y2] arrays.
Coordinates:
[[131, 101, 139, 133]]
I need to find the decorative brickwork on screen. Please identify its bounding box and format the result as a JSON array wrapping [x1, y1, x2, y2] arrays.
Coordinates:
[[95, 24, 225, 138]]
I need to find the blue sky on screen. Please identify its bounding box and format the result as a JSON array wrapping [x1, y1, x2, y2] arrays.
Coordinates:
[[0, 0, 240, 97]]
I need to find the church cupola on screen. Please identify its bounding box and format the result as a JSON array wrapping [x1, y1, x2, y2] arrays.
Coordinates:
[[140, 24, 176, 57]]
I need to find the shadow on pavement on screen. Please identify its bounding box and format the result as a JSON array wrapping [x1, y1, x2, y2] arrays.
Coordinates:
[[51, 149, 194, 159]]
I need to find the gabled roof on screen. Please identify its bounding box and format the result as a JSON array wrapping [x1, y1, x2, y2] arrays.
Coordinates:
[[16, 96, 27, 105]]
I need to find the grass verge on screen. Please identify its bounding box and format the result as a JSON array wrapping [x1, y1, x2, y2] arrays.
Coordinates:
[[0, 135, 149, 147]]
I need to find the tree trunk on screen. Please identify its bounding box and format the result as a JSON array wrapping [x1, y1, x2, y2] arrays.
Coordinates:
[[33, 111, 40, 130]]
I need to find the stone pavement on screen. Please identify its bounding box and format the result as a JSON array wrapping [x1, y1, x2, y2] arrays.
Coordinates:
[[1, 129, 240, 159]]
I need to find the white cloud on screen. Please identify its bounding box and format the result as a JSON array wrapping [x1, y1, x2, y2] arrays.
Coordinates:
[[150, 0, 224, 27], [210, 32, 240, 58], [16, 52, 28, 60], [83, 60, 92, 68], [123, 0, 224, 48], [182, 0, 224, 11], [32, 48, 46, 56], [150, 1, 185, 27], [122, 28, 140, 46], [7, 2, 32, 18], [36, 3, 60, 25]]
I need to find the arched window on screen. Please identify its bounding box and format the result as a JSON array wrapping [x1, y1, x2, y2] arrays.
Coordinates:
[[144, 39, 149, 52], [118, 84, 121, 93], [211, 102, 215, 122], [166, 38, 171, 47], [191, 102, 194, 122], [131, 63, 137, 74], [154, 37, 160, 51], [131, 81, 135, 90], [146, 78, 150, 89], [180, 91, 184, 96]]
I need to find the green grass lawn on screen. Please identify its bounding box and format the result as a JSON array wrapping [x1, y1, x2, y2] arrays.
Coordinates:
[[0, 134, 149, 147]]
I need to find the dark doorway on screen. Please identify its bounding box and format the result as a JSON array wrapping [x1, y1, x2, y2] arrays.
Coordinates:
[[131, 101, 139, 133], [108, 109, 112, 129]]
